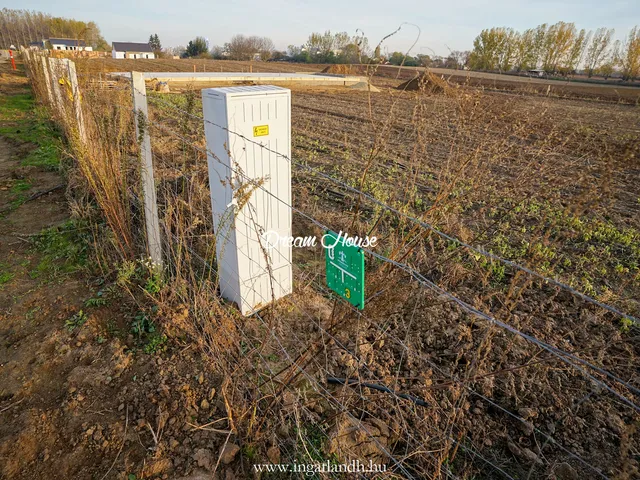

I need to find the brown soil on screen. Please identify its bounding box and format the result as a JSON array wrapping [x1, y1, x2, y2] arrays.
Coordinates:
[[321, 64, 360, 75], [0, 72, 239, 480], [396, 72, 451, 94], [73, 57, 640, 103], [442, 71, 640, 103], [74, 57, 327, 75], [320, 63, 640, 103]]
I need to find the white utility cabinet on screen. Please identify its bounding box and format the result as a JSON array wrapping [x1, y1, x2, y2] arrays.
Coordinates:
[[202, 85, 292, 315]]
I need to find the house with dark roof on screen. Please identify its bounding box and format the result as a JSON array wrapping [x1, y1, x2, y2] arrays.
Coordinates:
[[29, 38, 92, 52], [112, 42, 155, 59]]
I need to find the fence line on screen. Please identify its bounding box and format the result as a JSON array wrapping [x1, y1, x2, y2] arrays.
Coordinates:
[[142, 91, 638, 475], [21, 54, 640, 478], [140, 110, 638, 477], [144, 90, 640, 326], [155, 166, 610, 478], [143, 112, 640, 413], [139, 122, 515, 479], [131, 71, 163, 266]]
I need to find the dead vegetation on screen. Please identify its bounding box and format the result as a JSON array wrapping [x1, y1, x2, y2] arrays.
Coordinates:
[[11, 51, 640, 479], [396, 72, 452, 94]]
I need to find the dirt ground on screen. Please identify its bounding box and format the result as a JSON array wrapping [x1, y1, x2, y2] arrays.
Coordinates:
[[3, 53, 640, 478], [73, 57, 326, 75], [0, 66, 242, 480], [72, 57, 640, 104]]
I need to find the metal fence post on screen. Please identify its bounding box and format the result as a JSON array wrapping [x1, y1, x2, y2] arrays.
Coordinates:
[[131, 71, 163, 267]]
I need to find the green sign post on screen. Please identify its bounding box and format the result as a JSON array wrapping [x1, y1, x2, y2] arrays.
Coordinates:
[[324, 231, 365, 309]]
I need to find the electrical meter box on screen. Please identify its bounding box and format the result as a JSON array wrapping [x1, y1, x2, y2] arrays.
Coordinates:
[[202, 85, 292, 315]]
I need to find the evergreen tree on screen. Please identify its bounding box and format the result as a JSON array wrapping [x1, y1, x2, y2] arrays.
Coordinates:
[[184, 36, 208, 57], [149, 33, 161, 51]]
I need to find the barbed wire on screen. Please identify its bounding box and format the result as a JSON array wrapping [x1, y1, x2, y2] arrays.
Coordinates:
[[309, 278, 611, 479], [130, 190, 372, 479], [158, 175, 594, 480], [160, 194, 533, 478], [160, 221, 434, 479], [134, 142, 512, 479]]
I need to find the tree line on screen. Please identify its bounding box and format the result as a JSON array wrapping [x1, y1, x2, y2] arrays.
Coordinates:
[[469, 22, 640, 80], [285, 31, 369, 63], [0, 8, 108, 50], [175, 31, 471, 69], [6, 9, 637, 80], [165, 35, 275, 60], [174, 31, 369, 63]]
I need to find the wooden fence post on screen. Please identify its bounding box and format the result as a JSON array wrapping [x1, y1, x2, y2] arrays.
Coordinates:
[[131, 71, 163, 267], [19, 47, 30, 72]]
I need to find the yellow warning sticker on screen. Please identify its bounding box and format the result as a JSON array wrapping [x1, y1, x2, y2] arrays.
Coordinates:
[[253, 125, 269, 137]]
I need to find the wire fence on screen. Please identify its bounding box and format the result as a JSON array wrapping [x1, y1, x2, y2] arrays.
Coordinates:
[[20, 50, 640, 479]]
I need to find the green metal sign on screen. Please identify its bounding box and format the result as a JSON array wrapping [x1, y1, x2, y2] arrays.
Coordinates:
[[324, 230, 365, 309]]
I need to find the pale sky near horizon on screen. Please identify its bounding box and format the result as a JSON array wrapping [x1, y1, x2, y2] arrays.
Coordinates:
[[11, 0, 640, 56]]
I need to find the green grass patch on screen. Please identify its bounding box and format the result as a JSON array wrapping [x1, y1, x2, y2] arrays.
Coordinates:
[[10, 179, 31, 193], [29, 220, 90, 280], [0, 271, 14, 285], [65, 310, 88, 331], [475, 197, 640, 298], [130, 309, 167, 354], [0, 93, 33, 120], [21, 143, 60, 170], [0, 263, 14, 287], [0, 192, 29, 217], [0, 92, 61, 171]]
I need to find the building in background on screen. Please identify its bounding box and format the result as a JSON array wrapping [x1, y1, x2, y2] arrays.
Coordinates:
[[29, 38, 93, 51], [527, 69, 546, 77], [112, 42, 155, 59]]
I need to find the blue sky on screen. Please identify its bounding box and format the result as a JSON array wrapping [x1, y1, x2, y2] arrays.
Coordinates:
[[16, 0, 640, 56]]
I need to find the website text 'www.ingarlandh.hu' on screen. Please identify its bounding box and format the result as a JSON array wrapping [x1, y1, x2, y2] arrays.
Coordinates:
[[253, 459, 387, 476]]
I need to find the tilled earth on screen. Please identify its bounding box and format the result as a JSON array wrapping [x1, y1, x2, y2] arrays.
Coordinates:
[[2, 57, 639, 479]]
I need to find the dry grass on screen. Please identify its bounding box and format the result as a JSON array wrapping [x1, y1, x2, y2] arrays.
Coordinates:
[[21, 50, 640, 479], [73, 57, 327, 75]]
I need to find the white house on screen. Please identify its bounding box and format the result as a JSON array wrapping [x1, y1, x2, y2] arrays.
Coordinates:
[[29, 38, 93, 51], [112, 42, 155, 59], [527, 69, 545, 77]]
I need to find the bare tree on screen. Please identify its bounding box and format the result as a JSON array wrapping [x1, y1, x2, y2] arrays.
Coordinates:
[[450, 50, 470, 69], [0, 8, 108, 49], [584, 27, 615, 77], [620, 26, 640, 80], [225, 34, 274, 60]]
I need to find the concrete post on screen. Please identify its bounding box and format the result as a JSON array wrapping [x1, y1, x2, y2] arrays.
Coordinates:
[[64, 59, 86, 143], [40, 56, 54, 106], [48, 57, 65, 112], [131, 71, 163, 267]]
